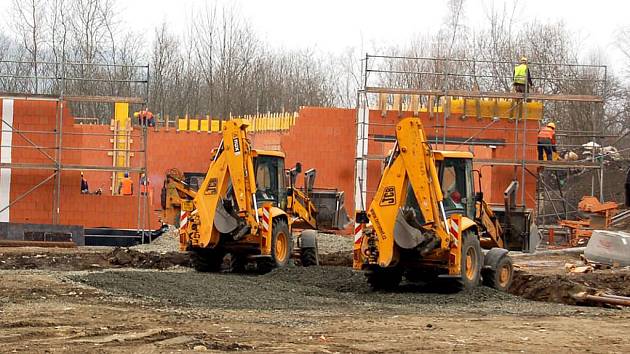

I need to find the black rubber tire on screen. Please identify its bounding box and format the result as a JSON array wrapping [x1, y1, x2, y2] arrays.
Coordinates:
[[300, 247, 318, 267], [270, 219, 292, 268], [190, 249, 224, 272], [223, 253, 246, 273], [366, 267, 402, 291], [259, 219, 293, 273], [457, 230, 482, 289], [482, 255, 514, 291]]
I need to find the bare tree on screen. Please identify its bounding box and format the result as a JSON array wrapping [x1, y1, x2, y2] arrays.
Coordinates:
[[11, 0, 46, 93]]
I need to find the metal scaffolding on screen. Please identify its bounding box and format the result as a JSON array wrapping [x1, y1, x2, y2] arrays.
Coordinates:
[[353, 54, 607, 226], [0, 59, 150, 235]]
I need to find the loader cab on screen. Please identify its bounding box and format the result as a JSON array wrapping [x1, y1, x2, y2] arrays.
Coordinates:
[[434, 151, 475, 219], [253, 151, 287, 209]]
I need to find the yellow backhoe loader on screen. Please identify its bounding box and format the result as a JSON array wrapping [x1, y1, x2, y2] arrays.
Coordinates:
[[161, 169, 202, 226], [354, 117, 514, 291], [178, 119, 350, 272]]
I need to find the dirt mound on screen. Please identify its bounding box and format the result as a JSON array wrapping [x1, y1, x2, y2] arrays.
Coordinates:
[[0, 251, 109, 270], [107, 248, 190, 269], [0, 247, 191, 271], [510, 269, 630, 306], [510, 271, 591, 305]]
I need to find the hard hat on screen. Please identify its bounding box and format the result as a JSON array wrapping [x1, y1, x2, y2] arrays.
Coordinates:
[[547, 122, 556, 129], [124, 172, 129, 177], [80, 172, 83, 176], [520, 56, 528, 63], [134, 112, 139, 118]]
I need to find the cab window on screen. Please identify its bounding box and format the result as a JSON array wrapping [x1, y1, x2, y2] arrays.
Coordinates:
[[254, 155, 286, 208], [438, 158, 468, 213]]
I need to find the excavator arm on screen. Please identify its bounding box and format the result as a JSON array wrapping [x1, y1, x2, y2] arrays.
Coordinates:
[[182, 120, 260, 248], [365, 118, 454, 267]]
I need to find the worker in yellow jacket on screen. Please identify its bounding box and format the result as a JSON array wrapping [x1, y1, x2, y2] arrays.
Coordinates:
[[513, 57, 534, 93]]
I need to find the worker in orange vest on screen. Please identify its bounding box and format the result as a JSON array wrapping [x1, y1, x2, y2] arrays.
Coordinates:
[[537, 122, 557, 161], [133, 108, 155, 127], [145, 109, 155, 127], [140, 172, 150, 196], [118, 172, 134, 196]]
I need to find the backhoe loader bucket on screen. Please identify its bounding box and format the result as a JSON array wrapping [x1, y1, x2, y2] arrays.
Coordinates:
[[394, 209, 434, 249], [213, 200, 239, 234], [309, 189, 352, 230]]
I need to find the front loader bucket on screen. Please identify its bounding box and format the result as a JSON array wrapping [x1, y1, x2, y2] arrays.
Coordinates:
[[310, 189, 352, 230]]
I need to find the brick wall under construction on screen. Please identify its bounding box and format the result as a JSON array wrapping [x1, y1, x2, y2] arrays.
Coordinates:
[[0, 98, 538, 230]]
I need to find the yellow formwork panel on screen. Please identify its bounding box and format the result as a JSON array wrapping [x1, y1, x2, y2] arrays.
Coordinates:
[[114, 102, 129, 127], [282, 116, 289, 130], [113, 102, 130, 189], [189, 119, 199, 131], [444, 98, 542, 120], [200, 119, 209, 132], [210, 119, 221, 133], [178, 118, 188, 131]]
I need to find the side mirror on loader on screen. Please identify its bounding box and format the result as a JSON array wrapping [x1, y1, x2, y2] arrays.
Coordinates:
[[294, 162, 302, 174]]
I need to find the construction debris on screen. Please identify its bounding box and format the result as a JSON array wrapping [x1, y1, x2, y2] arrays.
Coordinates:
[[564, 263, 594, 273], [581, 142, 622, 161], [558, 196, 620, 246], [584, 230, 630, 267], [573, 292, 630, 307]]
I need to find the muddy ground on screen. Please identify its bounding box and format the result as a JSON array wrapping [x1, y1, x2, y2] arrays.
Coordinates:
[[1, 237, 630, 352]]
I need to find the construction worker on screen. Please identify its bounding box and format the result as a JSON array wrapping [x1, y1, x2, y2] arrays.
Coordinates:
[[145, 109, 155, 127], [80, 172, 89, 194], [140, 172, 150, 196], [133, 111, 143, 126], [118, 172, 134, 196], [134, 108, 155, 127], [537, 122, 557, 161], [513, 57, 533, 93]]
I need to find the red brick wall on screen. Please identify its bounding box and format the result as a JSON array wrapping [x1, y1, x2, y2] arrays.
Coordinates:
[[1, 100, 538, 230], [2, 99, 159, 229], [280, 107, 356, 200]]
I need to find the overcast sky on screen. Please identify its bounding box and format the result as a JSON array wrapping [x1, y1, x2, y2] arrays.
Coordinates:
[[1, 0, 628, 73], [122, 0, 627, 72]]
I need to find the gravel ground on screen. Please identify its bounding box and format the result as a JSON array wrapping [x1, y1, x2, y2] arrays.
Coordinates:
[[131, 226, 180, 253], [316, 233, 352, 255], [70, 266, 612, 317]]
